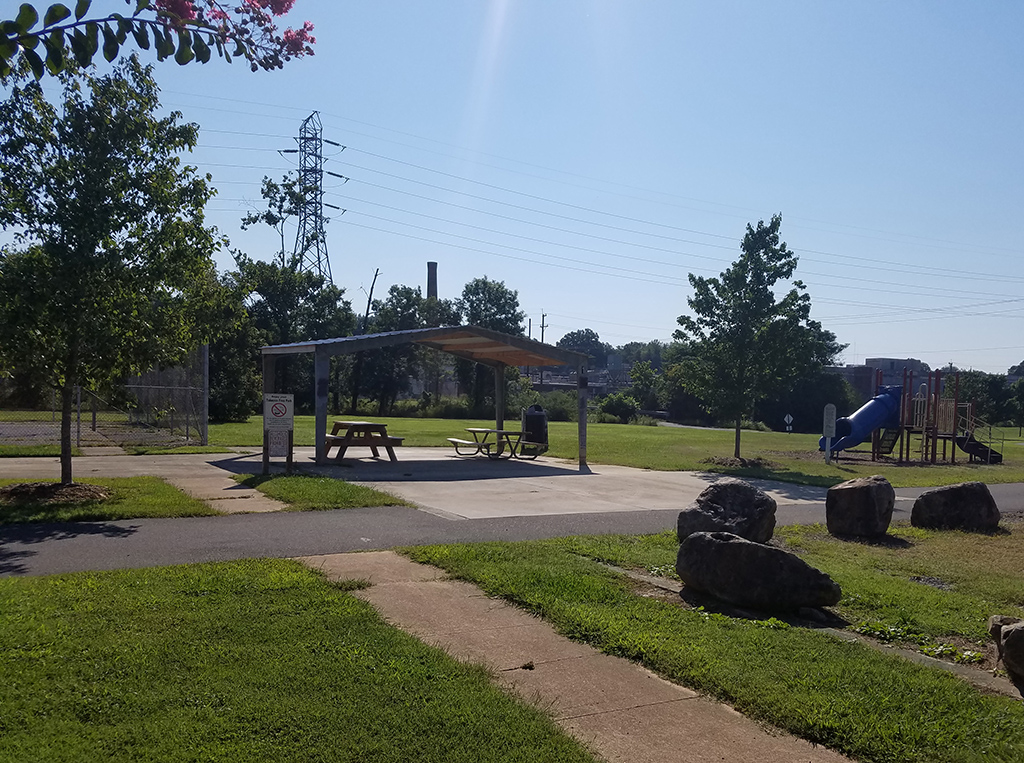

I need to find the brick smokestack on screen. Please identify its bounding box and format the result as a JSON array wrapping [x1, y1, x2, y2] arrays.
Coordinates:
[[427, 261, 438, 299]]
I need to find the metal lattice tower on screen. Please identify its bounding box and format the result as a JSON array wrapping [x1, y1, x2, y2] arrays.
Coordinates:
[[291, 112, 332, 283]]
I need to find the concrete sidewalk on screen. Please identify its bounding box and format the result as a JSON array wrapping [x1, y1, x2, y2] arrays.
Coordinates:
[[302, 550, 848, 763]]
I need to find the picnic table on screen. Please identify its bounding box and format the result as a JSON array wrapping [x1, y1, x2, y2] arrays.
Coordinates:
[[324, 421, 404, 462], [447, 428, 542, 460]]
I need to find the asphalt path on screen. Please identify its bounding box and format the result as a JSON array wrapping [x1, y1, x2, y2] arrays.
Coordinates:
[[1, 456, 1021, 578]]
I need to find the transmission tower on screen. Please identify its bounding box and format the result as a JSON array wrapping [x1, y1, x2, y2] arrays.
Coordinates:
[[291, 111, 332, 283]]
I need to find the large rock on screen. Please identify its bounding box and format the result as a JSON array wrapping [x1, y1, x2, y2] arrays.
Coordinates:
[[826, 475, 894, 538], [676, 531, 841, 611], [676, 478, 777, 544], [989, 615, 1024, 692], [911, 482, 1000, 532]]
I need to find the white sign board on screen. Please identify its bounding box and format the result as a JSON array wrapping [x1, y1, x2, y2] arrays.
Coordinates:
[[264, 393, 294, 431], [822, 404, 837, 438], [784, 414, 793, 425], [268, 429, 290, 457]]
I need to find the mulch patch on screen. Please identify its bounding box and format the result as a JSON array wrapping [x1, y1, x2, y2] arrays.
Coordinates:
[[701, 456, 782, 470], [0, 481, 110, 505]]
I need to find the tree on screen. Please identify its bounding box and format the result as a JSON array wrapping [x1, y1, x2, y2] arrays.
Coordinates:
[[240, 174, 309, 268], [458, 276, 525, 335], [233, 253, 354, 413], [674, 215, 844, 458], [1, 0, 313, 79], [0, 56, 221, 482], [456, 276, 524, 415], [360, 285, 424, 415], [628, 360, 659, 410], [557, 329, 610, 368]]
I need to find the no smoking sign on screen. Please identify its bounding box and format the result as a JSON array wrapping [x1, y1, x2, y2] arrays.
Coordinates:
[[264, 393, 294, 431]]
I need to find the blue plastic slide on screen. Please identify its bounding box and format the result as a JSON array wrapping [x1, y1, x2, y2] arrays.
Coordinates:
[[819, 385, 902, 453]]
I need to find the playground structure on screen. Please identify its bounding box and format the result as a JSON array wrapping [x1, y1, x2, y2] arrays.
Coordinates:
[[820, 368, 1004, 465]]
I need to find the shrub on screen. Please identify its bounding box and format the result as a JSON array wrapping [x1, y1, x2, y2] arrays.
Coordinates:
[[598, 392, 639, 423]]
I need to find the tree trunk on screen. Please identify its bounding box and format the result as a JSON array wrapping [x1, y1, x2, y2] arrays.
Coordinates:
[[349, 351, 363, 414], [734, 417, 742, 460], [60, 382, 74, 485]]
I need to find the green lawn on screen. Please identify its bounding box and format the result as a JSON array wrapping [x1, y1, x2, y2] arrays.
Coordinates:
[[234, 474, 410, 511], [0, 560, 596, 763], [209, 415, 1024, 488], [0, 477, 218, 524], [406, 525, 1024, 763]]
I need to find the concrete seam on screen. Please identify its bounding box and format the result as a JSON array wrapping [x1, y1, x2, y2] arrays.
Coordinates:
[[555, 695, 697, 721]]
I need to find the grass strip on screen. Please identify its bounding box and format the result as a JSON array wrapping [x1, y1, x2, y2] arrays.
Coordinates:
[[0, 476, 218, 524], [0, 560, 596, 763], [208, 415, 1024, 488], [234, 474, 410, 511], [405, 539, 1024, 763], [128, 446, 234, 455]]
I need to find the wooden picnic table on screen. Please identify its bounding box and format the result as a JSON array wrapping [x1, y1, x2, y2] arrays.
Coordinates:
[[448, 428, 526, 460], [325, 420, 404, 462]]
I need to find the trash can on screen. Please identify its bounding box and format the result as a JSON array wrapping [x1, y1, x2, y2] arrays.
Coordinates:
[[520, 405, 548, 458]]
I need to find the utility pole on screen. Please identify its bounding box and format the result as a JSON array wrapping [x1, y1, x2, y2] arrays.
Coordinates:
[[539, 312, 548, 388], [349, 269, 381, 414]]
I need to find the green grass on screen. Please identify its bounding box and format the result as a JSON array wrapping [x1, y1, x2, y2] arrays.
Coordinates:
[[0, 560, 596, 763], [405, 531, 1024, 763], [128, 445, 234, 455], [208, 415, 1024, 488], [234, 474, 410, 511], [0, 477, 218, 524]]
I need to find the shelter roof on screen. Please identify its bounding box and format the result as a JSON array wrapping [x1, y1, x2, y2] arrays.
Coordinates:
[[261, 325, 588, 368]]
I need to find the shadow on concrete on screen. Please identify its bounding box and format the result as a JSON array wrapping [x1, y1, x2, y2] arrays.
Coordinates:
[[0, 521, 137, 575], [208, 452, 584, 484]]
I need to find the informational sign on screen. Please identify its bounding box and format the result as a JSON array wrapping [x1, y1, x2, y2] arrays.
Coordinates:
[[264, 393, 294, 431], [822, 404, 837, 438], [784, 413, 793, 433], [268, 429, 290, 457]]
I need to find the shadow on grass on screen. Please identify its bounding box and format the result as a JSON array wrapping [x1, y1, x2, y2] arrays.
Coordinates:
[[0, 521, 137, 575], [828, 533, 915, 549], [674, 585, 850, 629]]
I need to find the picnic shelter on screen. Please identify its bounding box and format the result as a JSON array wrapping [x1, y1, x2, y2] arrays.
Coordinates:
[[261, 326, 591, 470]]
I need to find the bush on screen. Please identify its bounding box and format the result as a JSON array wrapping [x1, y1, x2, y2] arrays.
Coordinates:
[[598, 392, 639, 423], [740, 418, 772, 432], [632, 415, 661, 427], [538, 390, 577, 422]]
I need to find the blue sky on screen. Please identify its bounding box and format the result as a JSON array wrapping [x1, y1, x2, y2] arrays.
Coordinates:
[[9, 1, 1024, 372]]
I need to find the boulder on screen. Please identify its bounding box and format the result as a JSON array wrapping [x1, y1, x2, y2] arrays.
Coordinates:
[[989, 615, 1024, 692], [826, 475, 894, 538], [911, 482, 1000, 532], [676, 478, 777, 544], [676, 531, 841, 611]]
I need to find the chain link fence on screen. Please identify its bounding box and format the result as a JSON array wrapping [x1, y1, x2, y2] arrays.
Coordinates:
[[0, 347, 208, 450]]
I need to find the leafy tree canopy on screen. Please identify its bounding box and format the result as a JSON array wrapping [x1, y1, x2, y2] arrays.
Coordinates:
[[1, 0, 313, 80], [458, 276, 525, 336], [557, 328, 611, 367], [674, 214, 844, 457], [0, 55, 221, 481]]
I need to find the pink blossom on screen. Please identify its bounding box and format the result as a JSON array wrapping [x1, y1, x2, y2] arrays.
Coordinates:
[[282, 21, 314, 55], [155, 0, 198, 22]]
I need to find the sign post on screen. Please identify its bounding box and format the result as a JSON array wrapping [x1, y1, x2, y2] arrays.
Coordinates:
[[784, 413, 793, 433], [822, 403, 837, 465], [263, 393, 294, 475]]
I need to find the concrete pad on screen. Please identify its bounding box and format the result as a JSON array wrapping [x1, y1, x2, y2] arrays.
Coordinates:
[[562, 699, 846, 763], [301, 549, 448, 584], [499, 652, 701, 716], [79, 446, 127, 456], [302, 551, 850, 763]]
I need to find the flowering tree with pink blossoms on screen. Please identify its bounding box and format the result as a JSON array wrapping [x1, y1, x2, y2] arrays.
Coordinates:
[[0, 0, 314, 79]]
